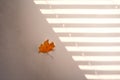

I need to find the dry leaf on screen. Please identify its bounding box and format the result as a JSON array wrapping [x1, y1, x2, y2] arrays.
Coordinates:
[[38, 39, 55, 53]]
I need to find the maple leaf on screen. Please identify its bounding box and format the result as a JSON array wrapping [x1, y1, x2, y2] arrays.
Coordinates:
[[38, 39, 55, 53]]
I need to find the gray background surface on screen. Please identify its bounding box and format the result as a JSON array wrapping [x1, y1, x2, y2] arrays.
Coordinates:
[[0, 0, 84, 80]]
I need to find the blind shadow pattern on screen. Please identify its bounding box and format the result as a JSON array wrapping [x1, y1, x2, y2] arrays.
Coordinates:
[[34, 0, 120, 80]]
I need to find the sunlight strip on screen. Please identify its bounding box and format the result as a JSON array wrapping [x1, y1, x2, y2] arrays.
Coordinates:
[[85, 74, 120, 79], [40, 9, 120, 14], [34, 0, 120, 5], [53, 28, 120, 33], [66, 46, 120, 52], [59, 37, 120, 43], [72, 56, 120, 61], [47, 18, 120, 24], [79, 65, 120, 71]]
